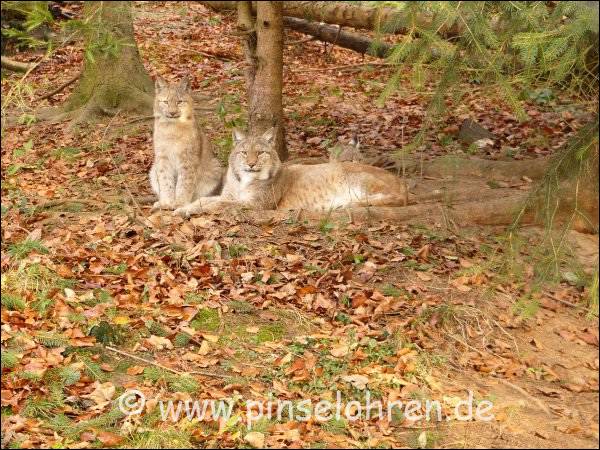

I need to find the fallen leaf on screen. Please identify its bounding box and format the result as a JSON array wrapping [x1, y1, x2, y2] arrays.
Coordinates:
[[342, 374, 369, 390], [244, 431, 265, 448]]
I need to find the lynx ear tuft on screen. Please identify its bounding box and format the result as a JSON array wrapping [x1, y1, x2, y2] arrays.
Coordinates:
[[178, 76, 191, 92], [232, 128, 247, 144], [155, 76, 167, 91], [261, 127, 277, 144]]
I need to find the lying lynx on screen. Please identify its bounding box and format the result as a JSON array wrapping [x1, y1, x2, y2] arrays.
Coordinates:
[[150, 76, 222, 210], [174, 128, 412, 217], [329, 134, 363, 163]]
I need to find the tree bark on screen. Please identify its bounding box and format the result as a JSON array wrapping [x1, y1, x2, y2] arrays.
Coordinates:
[[249, 2, 287, 160], [283, 17, 393, 58], [61, 1, 153, 122]]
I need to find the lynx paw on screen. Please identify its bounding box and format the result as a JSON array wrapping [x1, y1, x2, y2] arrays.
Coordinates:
[[151, 200, 175, 212], [173, 204, 196, 218]]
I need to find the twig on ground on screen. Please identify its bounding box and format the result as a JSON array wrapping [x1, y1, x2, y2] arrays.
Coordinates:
[[315, 262, 333, 287], [105, 346, 183, 375], [34, 198, 103, 210], [36, 72, 80, 102], [290, 62, 392, 73], [122, 115, 154, 125], [545, 292, 579, 308], [106, 345, 233, 378], [287, 36, 316, 45], [161, 42, 235, 61], [445, 332, 506, 361], [494, 377, 553, 416]]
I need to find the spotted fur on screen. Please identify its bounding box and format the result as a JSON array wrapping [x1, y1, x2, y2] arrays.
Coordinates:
[[174, 128, 412, 217]]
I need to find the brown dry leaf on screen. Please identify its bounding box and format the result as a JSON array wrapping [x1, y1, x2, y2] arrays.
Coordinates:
[[244, 431, 265, 448], [83, 381, 115, 408], [96, 431, 124, 447], [100, 363, 114, 372], [198, 340, 211, 355], [330, 343, 350, 358], [342, 374, 369, 390], [286, 358, 306, 375], [416, 244, 430, 262], [126, 365, 144, 375], [416, 272, 432, 282], [201, 333, 219, 343], [146, 335, 173, 350]]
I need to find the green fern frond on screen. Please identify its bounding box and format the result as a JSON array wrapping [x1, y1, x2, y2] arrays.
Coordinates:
[[34, 331, 69, 348], [1, 293, 26, 311], [88, 320, 123, 345], [1, 349, 19, 369]]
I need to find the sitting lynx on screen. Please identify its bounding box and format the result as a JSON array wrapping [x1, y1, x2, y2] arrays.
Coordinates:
[[174, 128, 412, 217], [329, 134, 363, 163], [150, 76, 222, 210]]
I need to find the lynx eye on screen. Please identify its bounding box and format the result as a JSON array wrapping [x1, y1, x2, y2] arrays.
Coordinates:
[[177, 101, 184, 105]]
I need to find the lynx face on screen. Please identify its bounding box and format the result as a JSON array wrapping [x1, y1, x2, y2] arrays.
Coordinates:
[[154, 76, 193, 121], [230, 128, 281, 182]]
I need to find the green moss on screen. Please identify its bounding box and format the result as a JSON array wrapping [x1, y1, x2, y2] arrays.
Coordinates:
[[173, 332, 192, 347], [321, 417, 347, 435], [227, 300, 255, 313], [190, 308, 221, 332], [255, 323, 284, 343]]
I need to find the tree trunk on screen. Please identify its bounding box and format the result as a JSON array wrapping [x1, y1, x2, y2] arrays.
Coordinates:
[[283, 17, 393, 58], [248, 2, 287, 160], [61, 1, 153, 122]]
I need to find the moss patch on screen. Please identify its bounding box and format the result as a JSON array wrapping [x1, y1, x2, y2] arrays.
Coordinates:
[[255, 323, 285, 343], [190, 308, 221, 332]]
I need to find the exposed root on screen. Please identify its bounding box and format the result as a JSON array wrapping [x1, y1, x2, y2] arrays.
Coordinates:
[[1, 55, 35, 72]]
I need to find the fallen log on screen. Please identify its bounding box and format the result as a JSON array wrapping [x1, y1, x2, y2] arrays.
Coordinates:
[[219, 188, 595, 234], [201, 1, 446, 36], [213, 191, 532, 229], [1, 55, 34, 72], [283, 17, 393, 58], [287, 155, 552, 181]]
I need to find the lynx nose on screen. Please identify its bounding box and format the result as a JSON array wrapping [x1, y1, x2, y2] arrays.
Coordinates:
[[167, 111, 180, 118], [246, 154, 258, 168]]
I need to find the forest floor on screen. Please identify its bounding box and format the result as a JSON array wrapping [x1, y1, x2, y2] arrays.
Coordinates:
[[1, 2, 598, 449]]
